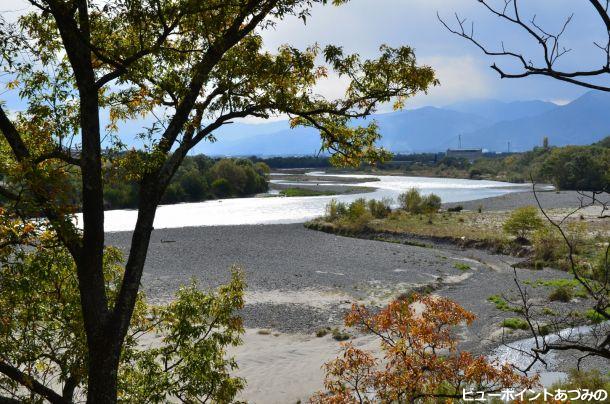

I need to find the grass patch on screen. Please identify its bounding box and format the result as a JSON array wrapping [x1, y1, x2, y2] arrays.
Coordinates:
[[501, 317, 529, 330], [331, 328, 351, 341], [585, 308, 610, 324], [538, 324, 552, 336], [453, 262, 471, 271], [366, 210, 508, 243], [487, 295, 521, 313], [280, 187, 337, 197], [542, 307, 558, 316]]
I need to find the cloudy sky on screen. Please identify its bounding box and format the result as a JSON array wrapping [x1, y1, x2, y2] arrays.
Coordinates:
[[2, 0, 608, 109]]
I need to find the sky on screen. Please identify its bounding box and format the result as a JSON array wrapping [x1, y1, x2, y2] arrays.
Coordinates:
[[1, 0, 608, 111]]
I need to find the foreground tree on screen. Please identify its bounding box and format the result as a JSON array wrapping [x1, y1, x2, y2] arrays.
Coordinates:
[[311, 295, 534, 403], [0, 225, 246, 403], [0, 1, 437, 402]]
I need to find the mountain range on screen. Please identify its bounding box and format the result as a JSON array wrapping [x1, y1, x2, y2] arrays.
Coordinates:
[[191, 91, 610, 156]]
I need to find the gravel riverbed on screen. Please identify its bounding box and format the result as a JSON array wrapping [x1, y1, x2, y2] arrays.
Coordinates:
[[107, 222, 577, 353], [104, 189, 607, 402]]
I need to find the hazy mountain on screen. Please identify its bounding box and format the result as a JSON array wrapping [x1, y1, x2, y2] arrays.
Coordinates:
[[194, 107, 488, 156], [461, 91, 610, 152], [191, 91, 610, 156], [446, 99, 556, 124]]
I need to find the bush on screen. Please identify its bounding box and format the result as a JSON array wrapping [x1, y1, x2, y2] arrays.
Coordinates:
[[347, 198, 368, 220], [325, 199, 347, 221], [550, 369, 610, 397], [421, 193, 441, 213], [503, 206, 544, 240], [549, 286, 573, 302], [532, 225, 565, 263], [367, 198, 392, 219], [447, 205, 463, 212], [398, 188, 441, 214], [398, 188, 423, 213], [593, 249, 610, 282]]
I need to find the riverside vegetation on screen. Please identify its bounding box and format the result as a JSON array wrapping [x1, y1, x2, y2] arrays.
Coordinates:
[[307, 189, 607, 273], [107, 156, 269, 209]]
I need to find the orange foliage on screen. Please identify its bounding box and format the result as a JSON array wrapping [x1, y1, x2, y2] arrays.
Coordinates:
[[311, 294, 536, 403]]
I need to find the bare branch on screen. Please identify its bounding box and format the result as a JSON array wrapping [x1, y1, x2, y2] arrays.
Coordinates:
[[439, 0, 610, 91]]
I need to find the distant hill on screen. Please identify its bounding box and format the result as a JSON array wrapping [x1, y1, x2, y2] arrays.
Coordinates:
[[445, 99, 556, 123], [189, 91, 610, 156], [461, 91, 610, 152]]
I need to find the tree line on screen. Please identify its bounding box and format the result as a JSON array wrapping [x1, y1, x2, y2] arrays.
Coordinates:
[[105, 156, 270, 209]]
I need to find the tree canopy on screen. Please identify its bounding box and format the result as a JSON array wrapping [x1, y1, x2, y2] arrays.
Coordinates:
[[0, 1, 438, 402]]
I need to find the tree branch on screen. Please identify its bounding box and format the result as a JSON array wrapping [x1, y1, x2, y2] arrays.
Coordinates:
[[0, 361, 69, 404], [439, 0, 610, 92]]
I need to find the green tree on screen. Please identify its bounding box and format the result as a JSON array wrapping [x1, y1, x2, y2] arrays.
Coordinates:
[[0, 230, 245, 403], [539, 146, 610, 192], [503, 206, 544, 240], [0, 1, 436, 401], [179, 169, 209, 201]]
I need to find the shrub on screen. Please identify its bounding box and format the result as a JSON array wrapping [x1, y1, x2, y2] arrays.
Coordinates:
[[503, 206, 544, 240], [421, 193, 441, 213], [447, 205, 463, 212], [532, 225, 565, 263], [550, 369, 610, 397], [565, 221, 588, 254], [325, 199, 343, 221], [501, 317, 529, 330], [312, 295, 533, 403], [315, 328, 330, 338], [585, 308, 610, 324], [347, 198, 368, 220], [549, 286, 573, 302], [398, 188, 423, 213], [331, 328, 350, 341], [593, 249, 610, 283], [367, 198, 392, 219]]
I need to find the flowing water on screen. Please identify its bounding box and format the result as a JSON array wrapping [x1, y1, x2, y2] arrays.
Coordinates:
[[90, 171, 529, 232]]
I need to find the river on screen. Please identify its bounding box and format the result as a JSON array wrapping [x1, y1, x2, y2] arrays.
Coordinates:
[[91, 171, 529, 232]]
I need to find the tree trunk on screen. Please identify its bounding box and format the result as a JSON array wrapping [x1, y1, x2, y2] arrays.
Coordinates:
[[86, 343, 121, 403], [84, 183, 162, 403]]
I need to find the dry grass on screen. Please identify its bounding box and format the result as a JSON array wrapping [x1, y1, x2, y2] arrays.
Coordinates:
[[366, 210, 509, 242]]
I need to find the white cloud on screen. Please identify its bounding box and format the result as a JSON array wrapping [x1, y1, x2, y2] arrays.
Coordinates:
[[405, 55, 492, 108]]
